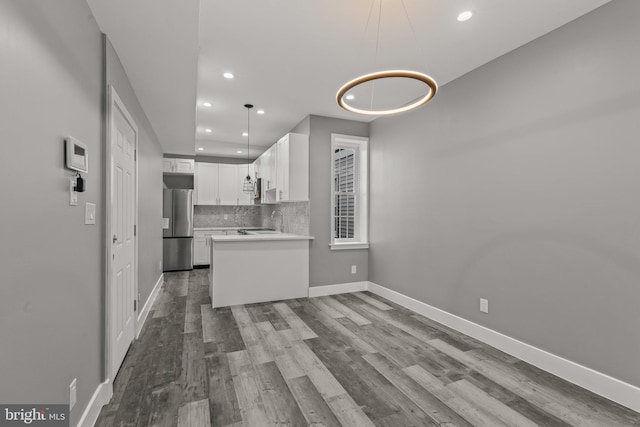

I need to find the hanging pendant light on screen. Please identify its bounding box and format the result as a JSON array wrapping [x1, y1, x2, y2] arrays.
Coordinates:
[[336, 0, 437, 116], [242, 104, 254, 194]]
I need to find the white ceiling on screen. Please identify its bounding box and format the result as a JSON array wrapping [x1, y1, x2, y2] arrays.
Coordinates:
[[88, 0, 610, 158]]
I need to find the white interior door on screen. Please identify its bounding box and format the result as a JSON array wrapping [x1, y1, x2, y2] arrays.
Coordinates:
[[109, 88, 137, 378]]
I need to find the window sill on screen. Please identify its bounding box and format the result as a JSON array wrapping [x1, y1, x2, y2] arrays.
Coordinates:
[[329, 242, 370, 251]]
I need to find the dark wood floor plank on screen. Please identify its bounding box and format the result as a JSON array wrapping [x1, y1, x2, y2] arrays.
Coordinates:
[[343, 349, 446, 427], [96, 271, 640, 427], [287, 375, 343, 427], [254, 361, 308, 426], [465, 370, 572, 427], [305, 337, 395, 421], [205, 350, 241, 426], [260, 303, 291, 331], [180, 332, 208, 403], [291, 300, 370, 355], [273, 301, 318, 340], [363, 352, 471, 427], [212, 307, 246, 353], [146, 382, 182, 427]]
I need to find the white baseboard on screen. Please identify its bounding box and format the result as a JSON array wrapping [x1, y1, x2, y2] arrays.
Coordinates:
[[76, 380, 113, 427], [308, 281, 369, 298], [367, 281, 640, 413], [137, 274, 164, 337]]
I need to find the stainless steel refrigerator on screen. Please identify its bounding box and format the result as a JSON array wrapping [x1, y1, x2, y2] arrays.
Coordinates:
[[163, 189, 193, 271]]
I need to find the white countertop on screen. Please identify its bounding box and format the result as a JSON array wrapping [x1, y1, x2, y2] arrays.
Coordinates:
[[210, 232, 314, 242], [194, 226, 262, 231]]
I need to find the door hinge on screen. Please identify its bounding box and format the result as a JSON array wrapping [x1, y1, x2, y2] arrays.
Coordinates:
[[134, 224, 137, 236], [134, 299, 137, 311]]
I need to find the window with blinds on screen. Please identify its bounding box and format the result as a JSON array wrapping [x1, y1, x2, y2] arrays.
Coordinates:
[[330, 134, 368, 249], [334, 148, 356, 239]]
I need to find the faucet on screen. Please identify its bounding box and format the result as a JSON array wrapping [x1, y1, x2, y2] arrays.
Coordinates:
[[270, 210, 284, 232]]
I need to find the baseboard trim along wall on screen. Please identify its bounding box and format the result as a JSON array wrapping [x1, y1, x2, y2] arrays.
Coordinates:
[[76, 380, 112, 427], [308, 281, 369, 298], [137, 274, 164, 337], [310, 280, 640, 413]]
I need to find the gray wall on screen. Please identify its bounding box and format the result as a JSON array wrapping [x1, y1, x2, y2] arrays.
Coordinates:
[[301, 115, 370, 287], [105, 38, 164, 306], [369, 0, 640, 387], [0, 1, 103, 424]]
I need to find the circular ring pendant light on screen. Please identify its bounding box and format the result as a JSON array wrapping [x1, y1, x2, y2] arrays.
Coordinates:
[[336, 0, 437, 115], [336, 70, 437, 116]]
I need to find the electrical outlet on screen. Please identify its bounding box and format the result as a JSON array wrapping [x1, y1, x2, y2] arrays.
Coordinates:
[[224, 214, 228, 220], [69, 378, 77, 410], [69, 180, 77, 206], [480, 298, 489, 313], [351, 265, 357, 274]]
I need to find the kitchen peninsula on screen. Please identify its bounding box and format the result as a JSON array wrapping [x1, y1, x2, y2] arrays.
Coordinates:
[[209, 232, 313, 307]]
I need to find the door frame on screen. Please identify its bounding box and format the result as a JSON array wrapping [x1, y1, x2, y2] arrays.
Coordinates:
[[104, 85, 139, 383]]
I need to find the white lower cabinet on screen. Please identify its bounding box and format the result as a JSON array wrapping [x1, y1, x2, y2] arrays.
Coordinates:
[[194, 230, 227, 266]]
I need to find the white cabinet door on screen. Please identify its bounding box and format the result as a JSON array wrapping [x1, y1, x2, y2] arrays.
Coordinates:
[[193, 235, 208, 266], [174, 159, 194, 174], [262, 146, 275, 191], [162, 159, 174, 173], [276, 135, 290, 202], [164, 158, 195, 174], [218, 164, 239, 205], [195, 163, 219, 205]]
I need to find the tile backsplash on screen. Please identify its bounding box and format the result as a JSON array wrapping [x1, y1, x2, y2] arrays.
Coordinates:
[[261, 201, 310, 236], [193, 201, 310, 236], [193, 205, 263, 228]]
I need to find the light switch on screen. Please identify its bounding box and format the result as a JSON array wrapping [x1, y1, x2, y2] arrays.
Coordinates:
[[85, 202, 96, 225], [162, 218, 170, 229]]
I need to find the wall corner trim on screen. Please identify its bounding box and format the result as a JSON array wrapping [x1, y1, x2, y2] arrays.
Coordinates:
[[76, 380, 113, 427], [136, 274, 164, 337], [366, 281, 640, 413], [308, 281, 368, 297]]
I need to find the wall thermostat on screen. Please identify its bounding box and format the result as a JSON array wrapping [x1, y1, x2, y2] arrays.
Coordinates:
[[65, 136, 89, 173]]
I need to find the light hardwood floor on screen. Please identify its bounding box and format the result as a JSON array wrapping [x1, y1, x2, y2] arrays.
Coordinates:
[[95, 270, 640, 426]]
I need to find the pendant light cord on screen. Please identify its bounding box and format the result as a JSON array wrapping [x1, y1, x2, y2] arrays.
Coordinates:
[[246, 106, 250, 175]]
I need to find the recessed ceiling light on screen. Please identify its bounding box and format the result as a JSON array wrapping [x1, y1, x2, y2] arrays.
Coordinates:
[[197, 147, 204, 151], [457, 11, 473, 22], [204, 128, 212, 133], [223, 72, 234, 79], [346, 94, 355, 100], [236, 150, 243, 154], [242, 132, 248, 137], [257, 110, 265, 115], [202, 102, 212, 107]]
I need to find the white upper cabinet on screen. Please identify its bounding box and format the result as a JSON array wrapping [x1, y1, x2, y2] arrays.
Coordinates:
[[195, 163, 219, 205], [276, 133, 309, 202], [194, 162, 254, 205], [218, 164, 239, 205], [163, 158, 194, 174], [253, 133, 309, 204]]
